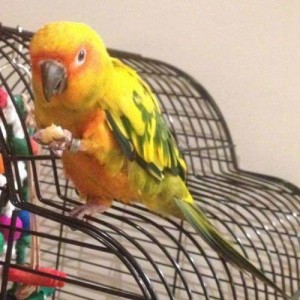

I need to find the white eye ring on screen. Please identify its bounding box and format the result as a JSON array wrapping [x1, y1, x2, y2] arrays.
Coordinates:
[[76, 49, 86, 65]]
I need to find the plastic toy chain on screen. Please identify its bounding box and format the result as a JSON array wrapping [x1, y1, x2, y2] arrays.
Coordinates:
[[0, 88, 66, 299], [12, 162, 66, 299]]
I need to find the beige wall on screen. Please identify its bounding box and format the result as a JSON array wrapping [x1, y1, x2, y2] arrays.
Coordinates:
[[2, 0, 300, 185]]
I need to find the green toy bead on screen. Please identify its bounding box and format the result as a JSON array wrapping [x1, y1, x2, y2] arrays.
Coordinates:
[[13, 95, 26, 117], [10, 137, 30, 156], [20, 183, 29, 202], [0, 231, 4, 254], [25, 287, 55, 299], [15, 234, 30, 264], [28, 128, 35, 136]]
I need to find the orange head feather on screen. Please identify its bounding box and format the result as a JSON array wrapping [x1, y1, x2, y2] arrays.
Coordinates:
[[30, 21, 112, 111]]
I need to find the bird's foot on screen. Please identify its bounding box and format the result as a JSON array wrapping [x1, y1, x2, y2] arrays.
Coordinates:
[[33, 125, 82, 156], [69, 203, 109, 220]]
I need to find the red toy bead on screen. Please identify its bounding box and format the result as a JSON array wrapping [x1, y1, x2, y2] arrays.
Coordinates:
[[29, 136, 39, 155], [8, 267, 66, 287], [0, 88, 8, 109]]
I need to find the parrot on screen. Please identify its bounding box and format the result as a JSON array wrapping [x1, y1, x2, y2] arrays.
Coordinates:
[[29, 21, 299, 300]]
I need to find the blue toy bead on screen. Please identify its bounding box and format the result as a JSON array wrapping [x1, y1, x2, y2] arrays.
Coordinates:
[[17, 210, 30, 232]]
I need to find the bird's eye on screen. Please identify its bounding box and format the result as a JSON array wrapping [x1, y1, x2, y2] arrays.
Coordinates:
[[76, 49, 86, 65]]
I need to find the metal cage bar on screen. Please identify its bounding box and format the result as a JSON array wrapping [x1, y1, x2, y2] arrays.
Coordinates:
[[0, 24, 299, 300]]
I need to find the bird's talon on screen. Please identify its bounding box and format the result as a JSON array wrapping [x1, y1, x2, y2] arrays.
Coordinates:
[[33, 127, 75, 153], [32, 131, 48, 145], [69, 203, 109, 220]]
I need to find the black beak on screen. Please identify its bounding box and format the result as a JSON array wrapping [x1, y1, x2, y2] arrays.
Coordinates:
[[40, 60, 67, 102]]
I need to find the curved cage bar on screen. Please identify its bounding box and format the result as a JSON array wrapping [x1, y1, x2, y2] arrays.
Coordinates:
[[0, 24, 299, 300]]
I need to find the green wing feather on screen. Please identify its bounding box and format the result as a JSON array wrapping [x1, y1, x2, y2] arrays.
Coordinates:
[[105, 59, 186, 181], [104, 59, 300, 300]]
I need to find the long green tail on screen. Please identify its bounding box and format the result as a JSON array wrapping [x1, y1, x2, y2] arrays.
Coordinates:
[[174, 198, 300, 300]]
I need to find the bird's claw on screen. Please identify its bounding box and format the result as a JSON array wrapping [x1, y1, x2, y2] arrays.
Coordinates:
[[33, 127, 73, 156], [69, 203, 109, 220]]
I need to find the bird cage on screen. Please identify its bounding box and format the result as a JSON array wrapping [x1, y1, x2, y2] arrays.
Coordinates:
[[0, 24, 299, 300]]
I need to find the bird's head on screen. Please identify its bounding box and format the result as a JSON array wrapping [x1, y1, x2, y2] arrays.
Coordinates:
[[30, 21, 112, 110]]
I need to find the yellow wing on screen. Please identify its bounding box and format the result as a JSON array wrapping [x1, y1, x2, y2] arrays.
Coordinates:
[[104, 58, 186, 181]]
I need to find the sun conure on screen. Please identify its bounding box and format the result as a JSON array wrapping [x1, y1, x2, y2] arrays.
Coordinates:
[[29, 21, 300, 299]]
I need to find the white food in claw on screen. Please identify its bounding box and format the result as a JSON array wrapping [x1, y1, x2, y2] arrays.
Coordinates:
[[39, 124, 65, 144]]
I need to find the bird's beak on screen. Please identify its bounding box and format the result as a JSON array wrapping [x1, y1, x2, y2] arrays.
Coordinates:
[[40, 60, 67, 102]]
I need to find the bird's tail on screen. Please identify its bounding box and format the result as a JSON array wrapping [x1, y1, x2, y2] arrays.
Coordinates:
[[174, 198, 300, 300]]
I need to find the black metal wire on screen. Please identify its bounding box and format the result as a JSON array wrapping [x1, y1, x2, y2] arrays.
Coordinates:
[[0, 24, 299, 300]]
